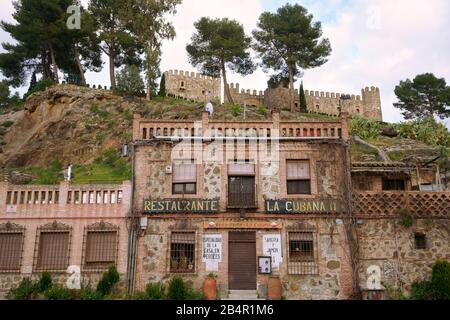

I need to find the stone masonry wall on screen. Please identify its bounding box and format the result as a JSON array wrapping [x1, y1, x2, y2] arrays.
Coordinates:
[[165, 70, 221, 102], [357, 218, 450, 295]]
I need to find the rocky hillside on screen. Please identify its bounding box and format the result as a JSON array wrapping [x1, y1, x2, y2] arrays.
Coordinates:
[[0, 84, 446, 183]]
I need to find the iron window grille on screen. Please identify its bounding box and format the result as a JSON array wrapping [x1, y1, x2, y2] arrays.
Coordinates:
[[0, 223, 25, 273], [34, 222, 71, 272], [287, 231, 319, 275], [170, 231, 196, 273], [82, 222, 119, 272], [414, 233, 427, 250]]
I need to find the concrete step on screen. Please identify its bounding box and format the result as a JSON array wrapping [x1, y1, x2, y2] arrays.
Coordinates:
[[225, 290, 261, 300]]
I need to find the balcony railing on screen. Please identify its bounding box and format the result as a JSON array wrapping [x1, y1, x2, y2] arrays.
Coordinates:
[[352, 191, 450, 217]]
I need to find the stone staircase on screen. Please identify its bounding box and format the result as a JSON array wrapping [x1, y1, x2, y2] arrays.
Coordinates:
[[223, 290, 264, 300]]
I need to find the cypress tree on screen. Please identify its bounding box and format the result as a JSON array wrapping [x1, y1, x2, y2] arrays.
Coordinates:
[[158, 72, 166, 97], [299, 81, 308, 113]]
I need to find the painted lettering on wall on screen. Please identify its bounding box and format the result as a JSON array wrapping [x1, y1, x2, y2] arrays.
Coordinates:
[[202, 234, 222, 271], [144, 199, 219, 214], [263, 234, 282, 269], [265, 199, 340, 214]]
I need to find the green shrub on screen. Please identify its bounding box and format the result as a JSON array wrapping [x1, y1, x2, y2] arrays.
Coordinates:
[[350, 116, 383, 139], [394, 117, 450, 147], [90, 104, 109, 118], [431, 260, 450, 300], [96, 265, 120, 297], [36, 272, 53, 293], [410, 281, 434, 300], [398, 208, 413, 228], [24, 79, 54, 99], [44, 285, 72, 300], [7, 278, 36, 300], [231, 105, 242, 117], [2, 120, 14, 128], [167, 277, 187, 300], [80, 287, 104, 300], [145, 282, 164, 300], [185, 287, 205, 300], [258, 105, 268, 116]]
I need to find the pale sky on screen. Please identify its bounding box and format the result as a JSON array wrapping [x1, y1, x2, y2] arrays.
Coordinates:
[[1, 0, 449, 127]]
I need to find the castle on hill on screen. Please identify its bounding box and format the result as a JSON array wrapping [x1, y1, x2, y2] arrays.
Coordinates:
[[163, 69, 383, 121]]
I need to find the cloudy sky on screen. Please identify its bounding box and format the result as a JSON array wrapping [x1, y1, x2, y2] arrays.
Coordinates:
[[1, 0, 449, 126]]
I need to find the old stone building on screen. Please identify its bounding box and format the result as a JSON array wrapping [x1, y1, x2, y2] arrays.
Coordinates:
[[227, 83, 383, 121], [164, 70, 221, 102], [131, 111, 356, 299], [0, 181, 132, 296]]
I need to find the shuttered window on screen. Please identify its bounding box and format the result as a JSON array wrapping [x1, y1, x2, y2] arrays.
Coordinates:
[[0, 233, 24, 272], [84, 231, 118, 270], [173, 163, 197, 195], [286, 160, 311, 194], [170, 232, 195, 273], [36, 232, 70, 271]]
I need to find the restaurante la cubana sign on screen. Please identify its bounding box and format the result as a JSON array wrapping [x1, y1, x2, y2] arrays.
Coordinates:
[[144, 199, 219, 214], [265, 199, 340, 214]]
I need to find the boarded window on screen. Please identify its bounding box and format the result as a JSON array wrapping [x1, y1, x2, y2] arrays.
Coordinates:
[[286, 160, 311, 194], [287, 232, 318, 275], [0, 233, 24, 272], [170, 232, 195, 273], [84, 231, 118, 270], [36, 232, 70, 271], [173, 163, 197, 195]]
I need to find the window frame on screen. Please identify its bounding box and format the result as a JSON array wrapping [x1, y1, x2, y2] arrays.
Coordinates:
[[33, 222, 72, 273], [168, 231, 197, 274], [286, 160, 312, 195], [286, 230, 319, 275], [0, 223, 25, 273], [414, 233, 427, 250], [172, 162, 197, 196], [82, 222, 119, 272]]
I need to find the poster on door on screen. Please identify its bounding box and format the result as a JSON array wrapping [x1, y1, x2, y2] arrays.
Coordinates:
[[202, 234, 222, 271], [263, 234, 282, 269]]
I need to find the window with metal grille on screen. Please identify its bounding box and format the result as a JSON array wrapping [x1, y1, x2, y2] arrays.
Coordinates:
[[414, 233, 427, 250], [287, 232, 318, 275], [84, 231, 118, 270], [172, 163, 197, 195], [36, 231, 70, 272], [286, 160, 311, 195], [0, 232, 24, 272], [170, 232, 195, 273]]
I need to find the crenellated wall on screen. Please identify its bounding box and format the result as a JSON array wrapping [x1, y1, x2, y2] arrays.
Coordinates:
[[164, 70, 221, 102], [225, 83, 383, 121]]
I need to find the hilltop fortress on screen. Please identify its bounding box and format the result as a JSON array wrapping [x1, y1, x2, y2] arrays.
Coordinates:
[[164, 69, 383, 121]]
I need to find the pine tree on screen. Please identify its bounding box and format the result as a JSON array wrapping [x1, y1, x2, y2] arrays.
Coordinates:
[[253, 4, 331, 112], [159, 73, 166, 97], [299, 81, 308, 113], [187, 17, 255, 104]]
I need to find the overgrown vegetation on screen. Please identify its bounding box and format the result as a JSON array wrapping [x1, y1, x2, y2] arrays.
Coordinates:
[[410, 261, 450, 300], [398, 208, 414, 228], [350, 116, 450, 148], [166, 277, 204, 300], [7, 266, 121, 300]]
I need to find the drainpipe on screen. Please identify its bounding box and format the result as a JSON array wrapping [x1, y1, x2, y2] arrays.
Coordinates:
[[126, 142, 138, 295]]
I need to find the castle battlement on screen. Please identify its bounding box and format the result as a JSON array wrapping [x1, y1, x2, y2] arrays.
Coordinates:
[[165, 69, 220, 82], [229, 83, 264, 97]]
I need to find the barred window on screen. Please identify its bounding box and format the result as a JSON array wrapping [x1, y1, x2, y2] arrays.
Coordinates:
[[170, 232, 195, 273], [286, 160, 311, 195], [0, 232, 24, 272], [287, 232, 318, 275], [36, 231, 70, 271], [84, 231, 118, 270]]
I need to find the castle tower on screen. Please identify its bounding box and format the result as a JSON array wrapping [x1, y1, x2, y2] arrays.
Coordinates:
[[361, 87, 382, 121], [164, 70, 221, 102]]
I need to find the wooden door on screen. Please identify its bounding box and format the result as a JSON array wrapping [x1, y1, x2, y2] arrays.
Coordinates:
[[228, 231, 256, 290]]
